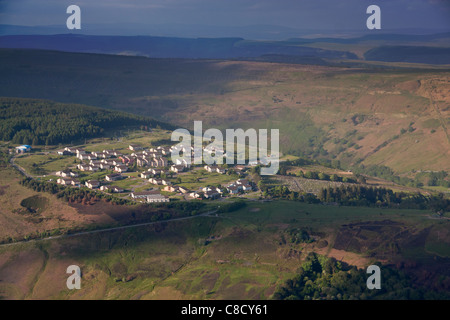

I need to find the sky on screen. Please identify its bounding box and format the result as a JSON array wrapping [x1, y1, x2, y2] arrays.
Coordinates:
[[1, 0, 450, 37]]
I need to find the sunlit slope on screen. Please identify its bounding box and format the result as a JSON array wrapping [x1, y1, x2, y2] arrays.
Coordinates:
[[0, 49, 448, 173]]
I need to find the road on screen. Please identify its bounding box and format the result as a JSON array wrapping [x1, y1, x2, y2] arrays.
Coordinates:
[[9, 154, 33, 178], [0, 209, 218, 248]]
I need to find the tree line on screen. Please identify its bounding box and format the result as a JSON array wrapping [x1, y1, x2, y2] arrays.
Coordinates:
[[259, 182, 449, 212]]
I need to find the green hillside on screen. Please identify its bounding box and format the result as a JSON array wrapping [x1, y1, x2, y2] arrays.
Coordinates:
[[0, 97, 171, 145]]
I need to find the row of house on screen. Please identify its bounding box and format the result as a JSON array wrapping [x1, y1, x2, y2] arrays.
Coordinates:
[[129, 189, 169, 203], [204, 165, 226, 174], [85, 179, 124, 193], [226, 179, 253, 194], [148, 177, 172, 186], [136, 157, 168, 168], [76, 162, 129, 173], [56, 170, 79, 178], [170, 165, 187, 173], [139, 168, 171, 179], [100, 185, 124, 193], [57, 174, 124, 193], [162, 185, 190, 194], [189, 186, 223, 200], [57, 177, 80, 187]]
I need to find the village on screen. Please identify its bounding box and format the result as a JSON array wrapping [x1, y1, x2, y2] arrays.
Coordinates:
[[32, 142, 259, 204]]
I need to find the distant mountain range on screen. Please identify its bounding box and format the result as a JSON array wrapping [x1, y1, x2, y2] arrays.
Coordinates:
[[2, 23, 449, 40], [1, 32, 450, 63], [0, 34, 358, 60]]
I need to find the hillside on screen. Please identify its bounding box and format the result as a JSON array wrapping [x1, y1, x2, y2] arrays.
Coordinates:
[[0, 49, 449, 175], [0, 200, 448, 300], [0, 97, 171, 145], [364, 46, 450, 64]]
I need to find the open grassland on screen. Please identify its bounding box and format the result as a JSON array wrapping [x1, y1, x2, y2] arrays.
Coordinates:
[[0, 200, 448, 300], [0, 166, 102, 242]]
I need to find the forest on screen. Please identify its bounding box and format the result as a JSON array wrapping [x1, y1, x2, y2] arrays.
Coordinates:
[[0, 97, 171, 145], [273, 252, 450, 300]]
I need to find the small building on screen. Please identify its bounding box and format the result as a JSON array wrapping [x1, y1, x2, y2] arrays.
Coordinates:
[[110, 186, 124, 193], [178, 186, 190, 194], [175, 158, 191, 168], [149, 178, 163, 185], [216, 167, 226, 174], [136, 157, 149, 167], [130, 190, 160, 199], [149, 168, 163, 175], [105, 173, 123, 181], [204, 190, 221, 199], [114, 165, 129, 173], [204, 165, 218, 173], [85, 180, 100, 189], [170, 165, 186, 173], [140, 171, 153, 179], [56, 170, 77, 177], [64, 147, 77, 153], [147, 194, 170, 203], [15, 145, 31, 154], [57, 178, 73, 186], [88, 165, 100, 172], [57, 149, 73, 156], [163, 185, 179, 192], [227, 185, 240, 194], [99, 162, 113, 170], [77, 164, 90, 171], [129, 144, 143, 151], [189, 191, 203, 199]]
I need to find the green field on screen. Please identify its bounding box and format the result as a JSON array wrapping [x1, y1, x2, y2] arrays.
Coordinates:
[[14, 154, 77, 176]]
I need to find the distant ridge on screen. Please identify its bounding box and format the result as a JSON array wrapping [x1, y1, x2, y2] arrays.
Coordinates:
[[0, 34, 357, 60]]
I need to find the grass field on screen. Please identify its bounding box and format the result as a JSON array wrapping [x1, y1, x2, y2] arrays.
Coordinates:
[[14, 154, 76, 176]]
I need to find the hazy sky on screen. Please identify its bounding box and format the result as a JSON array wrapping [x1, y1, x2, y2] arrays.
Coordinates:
[[1, 0, 450, 33]]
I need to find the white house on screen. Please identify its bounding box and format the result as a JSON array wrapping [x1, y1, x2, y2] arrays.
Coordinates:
[[130, 190, 160, 199], [149, 178, 162, 185], [140, 171, 153, 179], [105, 173, 123, 181], [227, 185, 240, 194], [147, 194, 170, 203], [204, 190, 221, 199], [170, 165, 185, 173], [85, 180, 100, 189], [129, 144, 143, 151], [114, 165, 128, 173]]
